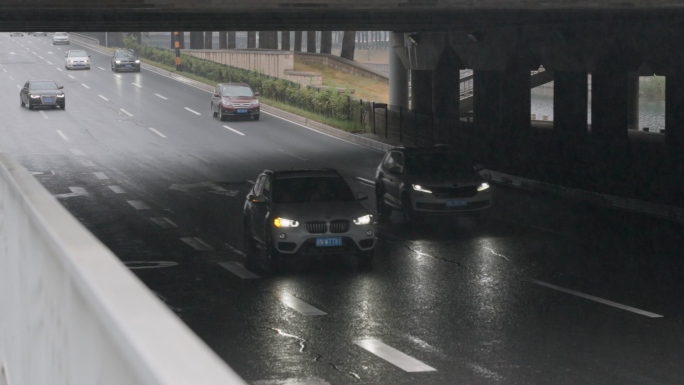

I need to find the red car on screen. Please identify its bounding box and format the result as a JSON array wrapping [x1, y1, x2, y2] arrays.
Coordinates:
[[210, 82, 260, 121]]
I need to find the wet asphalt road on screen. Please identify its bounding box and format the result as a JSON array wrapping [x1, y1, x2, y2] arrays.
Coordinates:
[[2, 34, 684, 385]]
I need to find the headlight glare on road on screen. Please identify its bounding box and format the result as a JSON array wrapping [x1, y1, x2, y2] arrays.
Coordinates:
[[477, 182, 490, 192], [353, 215, 372, 225], [274, 217, 299, 228], [412, 184, 432, 193]]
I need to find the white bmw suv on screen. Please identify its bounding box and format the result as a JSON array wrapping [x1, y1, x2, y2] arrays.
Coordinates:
[[243, 168, 376, 271]]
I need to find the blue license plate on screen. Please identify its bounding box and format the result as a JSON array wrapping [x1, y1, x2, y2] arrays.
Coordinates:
[[446, 200, 467, 207], [315, 237, 343, 247], [44, 97, 55, 103], [237, 109, 248, 113], [125, 64, 131, 68]]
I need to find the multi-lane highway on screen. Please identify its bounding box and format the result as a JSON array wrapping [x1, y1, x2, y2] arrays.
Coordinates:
[[2, 33, 683, 385]]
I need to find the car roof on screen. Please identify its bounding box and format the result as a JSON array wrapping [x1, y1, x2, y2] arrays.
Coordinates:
[[271, 169, 341, 180], [219, 82, 251, 87]]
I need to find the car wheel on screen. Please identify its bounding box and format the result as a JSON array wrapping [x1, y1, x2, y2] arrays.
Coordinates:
[[357, 249, 374, 268], [218, 108, 224, 122], [264, 231, 284, 273], [61, 104, 65, 111], [211, 103, 217, 117], [401, 193, 417, 226], [253, 114, 260, 121], [375, 184, 392, 220], [243, 220, 258, 269], [20, 98, 25, 107], [27, 101, 33, 110]]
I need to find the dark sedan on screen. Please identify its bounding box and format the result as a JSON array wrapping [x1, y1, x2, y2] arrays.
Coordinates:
[[19, 80, 65, 110], [110, 49, 140, 72]]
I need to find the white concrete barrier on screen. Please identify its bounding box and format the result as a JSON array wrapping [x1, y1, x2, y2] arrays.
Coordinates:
[[0, 153, 246, 385]]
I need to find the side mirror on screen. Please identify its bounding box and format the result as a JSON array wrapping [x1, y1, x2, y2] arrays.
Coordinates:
[[58, 86, 64, 89], [254, 91, 260, 97], [356, 192, 368, 201], [251, 195, 268, 204]]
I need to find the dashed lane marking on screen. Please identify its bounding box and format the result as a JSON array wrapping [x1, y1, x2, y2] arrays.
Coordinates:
[[278, 149, 308, 161], [148, 127, 166, 138], [277, 293, 327, 316], [93, 172, 109, 180], [81, 160, 95, 167], [180, 237, 213, 251], [132, 82, 142, 88], [185, 107, 201, 115], [40, 111, 48, 119], [68, 75, 75, 79], [56, 130, 69, 142], [354, 339, 437, 372], [155, 93, 167, 100], [218, 262, 260, 279], [108, 185, 126, 194], [99, 95, 109, 101], [120, 108, 133, 117], [150, 217, 177, 228], [70, 148, 85, 156], [530, 279, 664, 318], [223, 125, 245, 136], [81, 83, 89, 89], [127, 200, 150, 210]]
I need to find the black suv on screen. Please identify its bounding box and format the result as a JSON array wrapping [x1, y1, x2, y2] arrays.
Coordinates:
[[243, 168, 376, 271], [375, 145, 493, 225], [110, 49, 140, 72]]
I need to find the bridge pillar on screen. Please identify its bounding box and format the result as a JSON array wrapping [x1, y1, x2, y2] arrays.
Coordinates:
[[473, 70, 500, 135], [627, 72, 640, 130], [591, 69, 629, 145], [554, 71, 588, 134], [411, 70, 433, 114], [666, 73, 684, 162], [432, 47, 462, 119], [499, 62, 531, 136], [390, 32, 409, 109]]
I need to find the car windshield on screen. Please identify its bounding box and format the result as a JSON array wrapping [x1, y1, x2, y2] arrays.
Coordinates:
[[272, 176, 355, 203], [29, 81, 59, 90], [68, 51, 87, 57], [116, 51, 136, 58], [221, 85, 254, 97], [55, 32, 67, 36], [405, 152, 474, 175]]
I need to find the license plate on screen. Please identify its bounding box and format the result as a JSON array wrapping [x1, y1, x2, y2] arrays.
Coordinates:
[[237, 109, 248, 113], [44, 97, 55, 103], [125, 64, 131, 68], [315, 237, 343, 247], [446, 200, 467, 207]]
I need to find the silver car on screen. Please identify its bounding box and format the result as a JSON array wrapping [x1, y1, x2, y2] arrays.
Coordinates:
[[64, 50, 90, 70], [243, 169, 376, 271], [52, 32, 69, 45]]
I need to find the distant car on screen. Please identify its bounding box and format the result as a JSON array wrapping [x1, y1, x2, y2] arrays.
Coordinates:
[[211, 82, 260, 121], [9, 32, 23, 37], [110, 49, 140, 72], [374, 145, 493, 225], [243, 168, 376, 271], [52, 32, 69, 45], [64, 49, 91, 70], [32, 32, 47, 36], [20, 80, 65, 110]]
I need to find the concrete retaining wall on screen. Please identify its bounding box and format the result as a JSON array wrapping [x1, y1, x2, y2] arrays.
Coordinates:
[[295, 52, 389, 83], [183, 48, 293, 80], [0, 153, 246, 385]]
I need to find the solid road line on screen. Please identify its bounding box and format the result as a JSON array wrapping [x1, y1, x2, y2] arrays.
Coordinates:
[[354, 339, 437, 372], [530, 279, 664, 318]]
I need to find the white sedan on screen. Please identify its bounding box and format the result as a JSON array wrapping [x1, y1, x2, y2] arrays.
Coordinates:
[[64, 50, 90, 70], [52, 32, 70, 45]]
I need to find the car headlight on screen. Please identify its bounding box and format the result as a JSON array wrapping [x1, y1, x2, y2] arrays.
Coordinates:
[[412, 184, 432, 193], [56, 94, 65, 98], [477, 182, 490, 192], [274, 217, 299, 228], [251, 100, 260, 106], [115, 60, 121, 64], [134, 60, 140, 64], [353, 215, 372, 225], [29, 94, 40, 98]]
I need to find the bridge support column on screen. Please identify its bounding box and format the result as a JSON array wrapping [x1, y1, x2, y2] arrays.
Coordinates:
[[554, 71, 588, 134], [666, 73, 684, 163], [411, 70, 433, 114], [499, 64, 531, 135], [390, 32, 409, 109], [591, 69, 629, 145], [473, 70, 500, 134], [627, 72, 640, 130], [432, 48, 461, 120]]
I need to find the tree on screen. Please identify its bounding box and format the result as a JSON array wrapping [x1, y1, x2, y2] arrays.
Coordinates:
[[340, 31, 356, 60], [294, 31, 302, 51], [306, 31, 316, 53], [320, 31, 332, 54]]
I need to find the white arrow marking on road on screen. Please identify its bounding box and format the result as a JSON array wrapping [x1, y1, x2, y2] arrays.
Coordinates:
[[354, 339, 437, 372], [98, 67, 105, 70], [54, 187, 87, 199]]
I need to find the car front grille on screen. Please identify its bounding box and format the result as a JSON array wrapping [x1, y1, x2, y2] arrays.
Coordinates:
[[305, 220, 350, 234], [431, 186, 478, 198], [230, 102, 252, 108]]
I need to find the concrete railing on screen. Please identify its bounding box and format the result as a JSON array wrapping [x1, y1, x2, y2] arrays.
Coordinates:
[[0, 153, 246, 385]]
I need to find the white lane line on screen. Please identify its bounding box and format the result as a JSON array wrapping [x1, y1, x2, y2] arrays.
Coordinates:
[[278, 150, 308, 161], [46, 61, 52, 65], [127, 200, 150, 210], [93, 172, 109, 180], [54, 187, 88, 199], [132, 82, 142, 88], [98, 67, 105, 71], [81, 160, 95, 167], [68, 75, 75, 79], [218, 262, 260, 279], [277, 293, 327, 316], [180, 237, 213, 251], [530, 279, 664, 318], [8, 75, 13, 80], [223, 125, 245, 136], [40, 111, 48, 119], [354, 339, 437, 372], [38, 56, 44, 60], [150, 217, 177, 229], [56, 68, 63, 72], [2, 69, 6, 72], [120, 108, 134, 117], [148, 127, 167, 138], [99, 95, 109, 101], [115, 74, 122, 79], [224, 243, 245, 257], [252, 377, 331, 385], [81, 83, 90, 89], [356, 177, 375, 187], [56, 130, 69, 142], [155, 93, 167, 100], [70, 148, 85, 156], [16, 85, 21, 90], [108, 185, 126, 194], [185, 107, 201, 115]]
